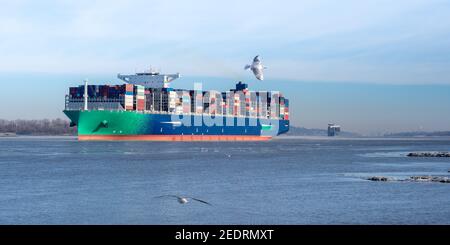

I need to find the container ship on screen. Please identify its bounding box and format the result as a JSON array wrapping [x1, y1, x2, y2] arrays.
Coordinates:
[[63, 69, 289, 141]]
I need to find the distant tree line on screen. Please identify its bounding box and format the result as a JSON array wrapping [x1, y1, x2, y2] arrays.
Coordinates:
[[384, 131, 450, 137], [0, 119, 76, 135], [285, 126, 328, 136], [286, 126, 360, 137]]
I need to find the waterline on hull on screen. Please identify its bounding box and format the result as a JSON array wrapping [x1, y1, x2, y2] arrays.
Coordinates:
[[78, 135, 272, 141]]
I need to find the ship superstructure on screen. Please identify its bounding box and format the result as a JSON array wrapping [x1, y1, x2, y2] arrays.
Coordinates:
[[117, 68, 181, 88]]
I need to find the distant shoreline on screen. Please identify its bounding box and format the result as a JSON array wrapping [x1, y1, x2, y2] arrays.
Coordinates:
[[2, 119, 450, 139], [276, 135, 450, 141]]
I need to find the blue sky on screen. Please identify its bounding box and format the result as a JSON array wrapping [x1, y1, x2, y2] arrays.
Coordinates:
[[1, 0, 450, 134]]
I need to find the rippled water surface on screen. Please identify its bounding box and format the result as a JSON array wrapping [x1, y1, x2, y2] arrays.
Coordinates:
[[0, 136, 449, 224]]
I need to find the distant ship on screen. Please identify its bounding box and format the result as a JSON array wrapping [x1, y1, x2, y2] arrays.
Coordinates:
[[63, 69, 290, 141]]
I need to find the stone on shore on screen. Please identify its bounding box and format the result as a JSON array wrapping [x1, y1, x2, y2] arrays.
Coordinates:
[[409, 176, 450, 183], [367, 176, 391, 182], [407, 152, 450, 157], [366, 175, 450, 183]]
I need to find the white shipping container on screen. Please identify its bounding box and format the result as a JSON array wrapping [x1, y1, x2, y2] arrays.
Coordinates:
[[175, 106, 183, 114], [125, 96, 133, 103], [169, 91, 177, 98]]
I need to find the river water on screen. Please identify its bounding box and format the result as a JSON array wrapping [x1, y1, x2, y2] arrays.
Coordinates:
[[0, 136, 449, 224]]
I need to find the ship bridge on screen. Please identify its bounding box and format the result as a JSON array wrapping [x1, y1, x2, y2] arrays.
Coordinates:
[[118, 69, 180, 89]]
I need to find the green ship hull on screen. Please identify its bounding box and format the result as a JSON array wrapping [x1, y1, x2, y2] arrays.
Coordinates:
[[64, 110, 289, 141]]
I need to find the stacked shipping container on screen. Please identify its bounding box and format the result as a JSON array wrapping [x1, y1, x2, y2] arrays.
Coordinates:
[[67, 82, 289, 119], [181, 91, 191, 114], [284, 99, 289, 120], [134, 85, 145, 111], [124, 84, 134, 110], [68, 85, 126, 99]]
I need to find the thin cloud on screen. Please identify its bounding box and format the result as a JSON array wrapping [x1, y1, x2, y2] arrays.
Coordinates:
[[0, 0, 449, 84]]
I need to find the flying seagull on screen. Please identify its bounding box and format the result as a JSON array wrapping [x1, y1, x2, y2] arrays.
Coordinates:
[[155, 195, 212, 205], [245, 55, 266, 80]]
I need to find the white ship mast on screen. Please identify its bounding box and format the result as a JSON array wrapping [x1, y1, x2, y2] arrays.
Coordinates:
[[83, 79, 88, 111]]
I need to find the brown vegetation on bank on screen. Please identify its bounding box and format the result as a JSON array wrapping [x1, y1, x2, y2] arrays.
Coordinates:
[[0, 119, 76, 136]]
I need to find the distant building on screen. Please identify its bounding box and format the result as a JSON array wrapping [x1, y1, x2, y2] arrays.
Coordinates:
[[328, 123, 341, 137]]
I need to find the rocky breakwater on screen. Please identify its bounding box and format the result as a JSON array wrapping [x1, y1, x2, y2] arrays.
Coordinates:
[[409, 176, 450, 183], [366, 176, 392, 182], [366, 175, 450, 184], [407, 152, 450, 157]]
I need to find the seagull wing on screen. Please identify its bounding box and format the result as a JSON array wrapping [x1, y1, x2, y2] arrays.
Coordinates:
[[190, 197, 212, 206]]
